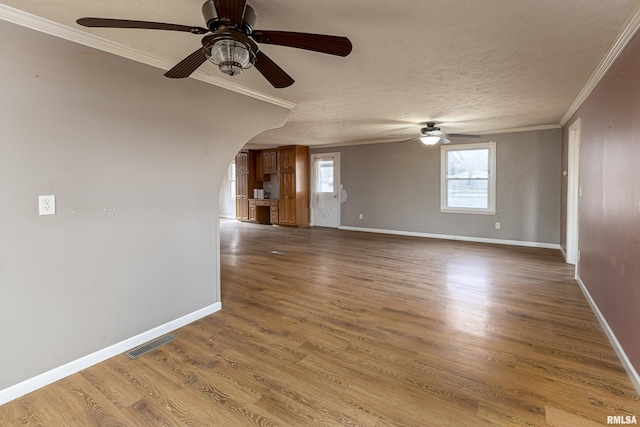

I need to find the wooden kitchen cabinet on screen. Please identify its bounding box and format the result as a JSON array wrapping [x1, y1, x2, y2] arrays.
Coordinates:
[[236, 150, 248, 173], [255, 152, 264, 182], [270, 200, 279, 224], [235, 146, 308, 227], [235, 151, 256, 221], [278, 197, 296, 225], [263, 149, 278, 174], [277, 145, 309, 227], [248, 199, 257, 222], [236, 198, 248, 221], [248, 198, 277, 224], [278, 146, 297, 171], [279, 169, 295, 225]]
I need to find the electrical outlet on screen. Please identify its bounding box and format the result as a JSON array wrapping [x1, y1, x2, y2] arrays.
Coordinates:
[[358, 213, 364, 220], [39, 195, 56, 215], [495, 222, 501, 230]]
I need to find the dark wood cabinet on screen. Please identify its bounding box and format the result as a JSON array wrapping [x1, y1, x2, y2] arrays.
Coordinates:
[[247, 199, 278, 224], [278, 170, 296, 225], [263, 149, 278, 174], [235, 146, 308, 227], [278, 198, 296, 225], [255, 153, 264, 182], [248, 199, 257, 222], [270, 200, 279, 224], [236, 198, 248, 221], [235, 151, 256, 222], [236, 151, 248, 173], [277, 145, 309, 227], [278, 146, 297, 171]]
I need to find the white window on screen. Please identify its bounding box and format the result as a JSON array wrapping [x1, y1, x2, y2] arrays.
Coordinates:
[[317, 160, 335, 193], [229, 161, 236, 200], [441, 141, 496, 214]]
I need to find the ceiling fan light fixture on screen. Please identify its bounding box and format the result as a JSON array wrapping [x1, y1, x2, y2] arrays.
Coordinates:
[[205, 37, 255, 76], [420, 136, 441, 145]]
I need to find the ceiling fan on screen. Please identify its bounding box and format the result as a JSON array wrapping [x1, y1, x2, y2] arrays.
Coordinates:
[[76, 0, 353, 88], [404, 122, 480, 145]]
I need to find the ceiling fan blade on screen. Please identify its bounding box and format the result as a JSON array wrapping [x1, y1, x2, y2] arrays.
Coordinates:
[[164, 48, 208, 79], [394, 137, 418, 144], [76, 18, 208, 34], [254, 51, 294, 88], [448, 133, 481, 138], [441, 138, 452, 144], [251, 30, 352, 56], [212, 0, 247, 25]]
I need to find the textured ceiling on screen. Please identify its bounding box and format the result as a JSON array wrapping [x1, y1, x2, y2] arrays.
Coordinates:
[[2, 0, 640, 147]]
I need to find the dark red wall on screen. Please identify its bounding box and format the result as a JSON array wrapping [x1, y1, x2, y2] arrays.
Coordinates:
[[562, 29, 640, 373]]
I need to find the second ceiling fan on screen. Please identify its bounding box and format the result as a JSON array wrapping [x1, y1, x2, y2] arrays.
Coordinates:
[[77, 0, 353, 88]]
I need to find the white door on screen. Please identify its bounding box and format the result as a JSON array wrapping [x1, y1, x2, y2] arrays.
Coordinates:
[[311, 153, 340, 228]]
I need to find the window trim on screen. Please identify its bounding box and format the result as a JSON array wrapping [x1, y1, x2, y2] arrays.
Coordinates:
[[440, 141, 497, 215]]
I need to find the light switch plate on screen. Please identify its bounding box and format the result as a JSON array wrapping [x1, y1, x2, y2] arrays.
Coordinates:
[[39, 195, 55, 215]]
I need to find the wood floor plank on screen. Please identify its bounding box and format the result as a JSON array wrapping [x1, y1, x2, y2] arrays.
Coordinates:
[[36, 375, 129, 426], [79, 360, 145, 410], [1, 219, 640, 426], [544, 405, 605, 427]]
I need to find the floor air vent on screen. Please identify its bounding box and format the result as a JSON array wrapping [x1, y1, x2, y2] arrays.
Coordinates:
[[125, 334, 175, 359]]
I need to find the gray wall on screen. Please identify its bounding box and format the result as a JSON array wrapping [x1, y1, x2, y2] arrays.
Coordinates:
[[312, 128, 561, 245], [0, 20, 289, 391]]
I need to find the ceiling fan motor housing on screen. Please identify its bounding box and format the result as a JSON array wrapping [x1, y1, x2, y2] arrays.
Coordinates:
[[422, 126, 441, 134], [202, 0, 256, 34], [421, 123, 446, 138]]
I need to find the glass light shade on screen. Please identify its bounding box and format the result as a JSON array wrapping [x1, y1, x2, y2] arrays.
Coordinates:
[[420, 136, 441, 145], [207, 39, 252, 76]]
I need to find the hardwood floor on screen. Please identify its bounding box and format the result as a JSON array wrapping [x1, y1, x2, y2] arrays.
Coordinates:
[[2, 220, 639, 426]]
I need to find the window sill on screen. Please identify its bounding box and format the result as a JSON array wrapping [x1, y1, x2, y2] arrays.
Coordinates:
[[440, 208, 497, 215]]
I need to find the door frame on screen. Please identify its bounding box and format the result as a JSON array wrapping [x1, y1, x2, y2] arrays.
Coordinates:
[[566, 117, 581, 268], [310, 152, 341, 228]]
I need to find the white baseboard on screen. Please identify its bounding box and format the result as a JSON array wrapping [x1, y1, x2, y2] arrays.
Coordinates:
[[0, 302, 222, 406], [338, 226, 561, 250], [559, 246, 567, 260], [575, 275, 640, 395]]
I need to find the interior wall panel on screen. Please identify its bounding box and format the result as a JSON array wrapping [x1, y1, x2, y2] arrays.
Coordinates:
[[0, 19, 289, 391]]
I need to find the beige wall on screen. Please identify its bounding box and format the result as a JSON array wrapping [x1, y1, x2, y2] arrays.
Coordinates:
[[0, 20, 289, 391]]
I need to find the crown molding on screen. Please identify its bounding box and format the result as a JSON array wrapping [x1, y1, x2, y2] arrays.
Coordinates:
[[0, 4, 295, 110], [560, 5, 640, 125], [472, 124, 561, 135]]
